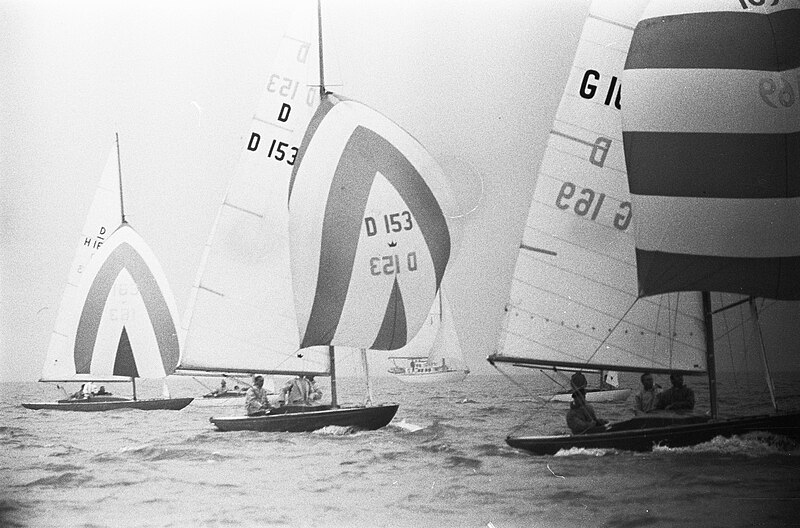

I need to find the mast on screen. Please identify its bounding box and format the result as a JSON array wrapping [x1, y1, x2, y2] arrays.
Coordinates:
[[316, 0, 325, 97], [702, 292, 718, 418], [131, 377, 137, 401], [749, 298, 778, 410], [115, 132, 126, 224], [360, 348, 374, 406], [328, 346, 338, 408]]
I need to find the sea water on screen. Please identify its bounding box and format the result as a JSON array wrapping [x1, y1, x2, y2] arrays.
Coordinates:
[[2, 371, 799, 528]]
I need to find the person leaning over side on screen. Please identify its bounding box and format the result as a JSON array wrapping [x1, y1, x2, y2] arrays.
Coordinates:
[[245, 375, 272, 416]]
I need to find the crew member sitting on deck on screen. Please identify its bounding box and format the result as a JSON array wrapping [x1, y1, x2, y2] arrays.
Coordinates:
[[634, 372, 661, 414], [655, 373, 695, 412], [281, 375, 322, 406], [70, 384, 87, 400], [245, 375, 271, 416], [566, 387, 609, 434], [94, 386, 110, 396], [211, 379, 228, 397]]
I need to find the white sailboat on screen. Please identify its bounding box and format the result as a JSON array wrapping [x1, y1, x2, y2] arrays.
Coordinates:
[[488, 0, 702, 399], [23, 136, 192, 412], [179, 0, 457, 432], [388, 290, 469, 384], [490, 0, 800, 454]]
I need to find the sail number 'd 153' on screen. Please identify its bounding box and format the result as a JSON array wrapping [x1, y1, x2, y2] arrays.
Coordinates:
[[365, 211, 418, 276]]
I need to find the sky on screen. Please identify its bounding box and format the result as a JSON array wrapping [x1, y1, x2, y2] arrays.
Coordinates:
[[2, 0, 796, 383], [1, 0, 590, 381]]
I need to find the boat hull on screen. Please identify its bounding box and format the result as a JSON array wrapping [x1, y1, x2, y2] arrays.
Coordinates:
[[549, 388, 632, 403], [390, 369, 468, 384], [210, 404, 399, 432], [21, 397, 194, 412], [506, 411, 800, 455]]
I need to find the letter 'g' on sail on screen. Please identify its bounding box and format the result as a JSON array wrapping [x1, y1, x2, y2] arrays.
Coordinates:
[[622, 0, 800, 300], [288, 94, 455, 351], [70, 224, 181, 379]]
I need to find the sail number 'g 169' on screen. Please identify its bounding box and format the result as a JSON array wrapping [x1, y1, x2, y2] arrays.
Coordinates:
[[364, 211, 414, 237], [370, 253, 418, 276], [556, 181, 631, 231]]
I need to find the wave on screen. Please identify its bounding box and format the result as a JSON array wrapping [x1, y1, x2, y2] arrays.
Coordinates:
[[115, 444, 233, 462], [19, 472, 89, 488], [653, 432, 800, 456]]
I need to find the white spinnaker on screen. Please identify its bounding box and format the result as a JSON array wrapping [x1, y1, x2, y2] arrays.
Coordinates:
[[498, 0, 706, 375], [41, 145, 126, 381], [180, 0, 330, 376]]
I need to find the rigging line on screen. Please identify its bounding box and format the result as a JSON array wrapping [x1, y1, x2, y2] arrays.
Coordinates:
[[116, 132, 126, 224], [583, 297, 639, 367], [489, 362, 551, 433]]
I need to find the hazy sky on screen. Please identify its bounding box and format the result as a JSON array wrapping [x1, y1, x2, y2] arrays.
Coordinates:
[[0, 0, 590, 381]]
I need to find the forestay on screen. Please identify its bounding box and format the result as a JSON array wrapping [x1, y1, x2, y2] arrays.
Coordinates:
[[180, 1, 330, 376], [622, 0, 800, 300], [494, 0, 706, 375], [288, 94, 456, 351]]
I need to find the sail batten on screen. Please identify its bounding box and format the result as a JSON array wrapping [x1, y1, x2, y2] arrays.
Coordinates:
[[495, 0, 707, 375], [178, 1, 333, 376]]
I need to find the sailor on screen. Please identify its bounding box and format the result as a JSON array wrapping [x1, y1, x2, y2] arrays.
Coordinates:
[[211, 379, 228, 396], [566, 387, 609, 435], [281, 375, 322, 406], [655, 373, 695, 412], [244, 375, 271, 416], [634, 372, 661, 413]]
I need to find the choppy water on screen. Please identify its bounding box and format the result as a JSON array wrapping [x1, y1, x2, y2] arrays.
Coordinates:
[[2, 372, 800, 528]]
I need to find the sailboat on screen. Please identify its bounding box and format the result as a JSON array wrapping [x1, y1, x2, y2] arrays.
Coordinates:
[[548, 371, 630, 403], [22, 136, 193, 412], [488, 0, 800, 455], [388, 290, 469, 383], [179, 0, 456, 432]]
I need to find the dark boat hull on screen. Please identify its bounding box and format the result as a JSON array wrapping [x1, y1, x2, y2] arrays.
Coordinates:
[[21, 397, 194, 412], [506, 411, 800, 455], [210, 404, 399, 432]]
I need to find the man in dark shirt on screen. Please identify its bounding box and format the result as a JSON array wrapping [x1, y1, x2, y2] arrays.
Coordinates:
[[655, 373, 695, 411]]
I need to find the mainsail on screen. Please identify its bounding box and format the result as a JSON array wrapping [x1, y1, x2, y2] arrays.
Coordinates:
[[179, 1, 330, 376], [41, 142, 181, 382], [490, 0, 707, 376], [622, 0, 800, 301]]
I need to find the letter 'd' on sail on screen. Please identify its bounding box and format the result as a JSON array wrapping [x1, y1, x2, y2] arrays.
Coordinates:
[[288, 95, 454, 350]]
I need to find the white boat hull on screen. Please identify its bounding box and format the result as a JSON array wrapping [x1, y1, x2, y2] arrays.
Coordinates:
[[549, 388, 632, 403], [390, 369, 469, 384]]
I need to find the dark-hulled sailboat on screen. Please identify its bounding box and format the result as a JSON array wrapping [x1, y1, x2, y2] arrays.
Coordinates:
[[489, 0, 800, 454]]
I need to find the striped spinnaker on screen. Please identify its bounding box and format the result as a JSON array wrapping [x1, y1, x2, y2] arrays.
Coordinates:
[[289, 94, 454, 351], [622, 0, 800, 300]]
